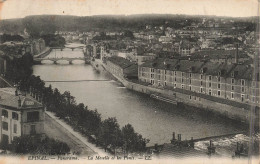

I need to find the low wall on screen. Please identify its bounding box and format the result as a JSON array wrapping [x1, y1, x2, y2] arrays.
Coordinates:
[[124, 80, 251, 122]]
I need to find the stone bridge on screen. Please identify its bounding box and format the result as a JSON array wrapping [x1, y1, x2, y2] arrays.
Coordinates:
[[33, 57, 89, 64]]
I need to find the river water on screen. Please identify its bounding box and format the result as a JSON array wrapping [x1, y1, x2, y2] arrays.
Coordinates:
[[32, 43, 248, 149]]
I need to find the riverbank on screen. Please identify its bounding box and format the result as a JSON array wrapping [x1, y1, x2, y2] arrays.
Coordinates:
[[90, 58, 258, 127], [33, 47, 52, 58]]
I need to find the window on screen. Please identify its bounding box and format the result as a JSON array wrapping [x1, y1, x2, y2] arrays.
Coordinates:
[[201, 81, 203, 86], [209, 89, 212, 95], [241, 79, 245, 86], [231, 78, 235, 84], [164, 82, 167, 86], [13, 124, 17, 133], [189, 95, 192, 99], [181, 78, 184, 83], [2, 110, 8, 118], [209, 82, 211, 88], [164, 70, 167, 74], [218, 84, 221, 89], [189, 86, 192, 91], [174, 71, 176, 76], [165, 76, 166, 80], [142, 73, 145, 77], [174, 83, 177, 87], [27, 111, 39, 122], [241, 87, 245, 93], [218, 90, 221, 96], [231, 92, 234, 99], [189, 73, 192, 78], [12, 112, 18, 120], [151, 80, 154, 84], [189, 79, 192, 84], [200, 87, 203, 93], [151, 74, 154, 78], [252, 81, 255, 87], [182, 72, 184, 77], [241, 94, 244, 102], [30, 125, 36, 135], [2, 122, 8, 131], [209, 76, 212, 81], [158, 75, 161, 79], [158, 70, 161, 73], [231, 85, 234, 91], [181, 84, 184, 89], [252, 97, 255, 103], [231, 72, 234, 77], [175, 77, 177, 82], [151, 68, 154, 72], [200, 74, 203, 79], [218, 77, 221, 82]]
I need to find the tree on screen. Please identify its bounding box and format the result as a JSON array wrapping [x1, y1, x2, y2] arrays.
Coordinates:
[[122, 124, 148, 153], [97, 117, 123, 152], [123, 30, 134, 39], [10, 136, 70, 155]]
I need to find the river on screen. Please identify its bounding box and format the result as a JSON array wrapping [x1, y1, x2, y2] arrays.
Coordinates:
[[32, 43, 248, 150]]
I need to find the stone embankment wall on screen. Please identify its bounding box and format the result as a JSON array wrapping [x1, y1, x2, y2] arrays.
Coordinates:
[[92, 59, 256, 124]]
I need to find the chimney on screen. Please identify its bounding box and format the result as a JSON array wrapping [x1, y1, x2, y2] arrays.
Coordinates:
[[18, 97, 21, 107], [178, 134, 181, 141], [172, 132, 176, 140], [235, 43, 239, 64]]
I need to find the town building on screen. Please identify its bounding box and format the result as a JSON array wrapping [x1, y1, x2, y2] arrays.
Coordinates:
[[138, 58, 260, 107], [0, 88, 45, 146], [105, 56, 138, 80]]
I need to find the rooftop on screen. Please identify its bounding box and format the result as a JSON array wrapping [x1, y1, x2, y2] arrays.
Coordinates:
[[107, 56, 134, 69], [0, 88, 43, 110]]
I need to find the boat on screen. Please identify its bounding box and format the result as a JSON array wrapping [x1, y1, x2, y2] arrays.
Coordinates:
[[150, 94, 178, 105]]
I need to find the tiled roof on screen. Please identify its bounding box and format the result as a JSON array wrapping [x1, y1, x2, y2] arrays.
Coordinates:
[[107, 56, 133, 69], [140, 58, 179, 71], [231, 64, 253, 80], [141, 58, 205, 73], [140, 58, 255, 80], [0, 88, 42, 110], [191, 50, 248, 59]]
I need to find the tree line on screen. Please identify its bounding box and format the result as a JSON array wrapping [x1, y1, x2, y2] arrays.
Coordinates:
[[4, 52, 149, 155], [18, 75, 149, 154]]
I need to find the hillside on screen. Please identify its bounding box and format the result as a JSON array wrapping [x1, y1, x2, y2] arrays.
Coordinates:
[[0, 14, 257, 36]]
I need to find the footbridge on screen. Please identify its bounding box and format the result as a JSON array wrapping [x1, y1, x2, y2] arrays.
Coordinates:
[[51, 46, 85, 51]]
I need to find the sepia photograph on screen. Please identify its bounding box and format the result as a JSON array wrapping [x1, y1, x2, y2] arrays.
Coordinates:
[[0, 0, 259, 163]]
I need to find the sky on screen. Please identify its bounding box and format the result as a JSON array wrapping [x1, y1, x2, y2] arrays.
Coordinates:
[[0, 0, 258, 20]]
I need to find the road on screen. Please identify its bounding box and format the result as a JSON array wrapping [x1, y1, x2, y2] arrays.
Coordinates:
[[44, 113, 97, 156]]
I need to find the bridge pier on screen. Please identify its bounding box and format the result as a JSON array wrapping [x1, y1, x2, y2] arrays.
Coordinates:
[[54, 61, 57, 64], [69, 60, 73, 64]]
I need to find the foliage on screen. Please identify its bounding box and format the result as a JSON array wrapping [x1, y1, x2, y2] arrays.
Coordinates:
[[5, 52, 33, 84], [41, 34, 66, 47], [0, 34, 24, 43], [122, 124, 149, 153], [18, 74, 149, 154], [8, 136, 70, 155]]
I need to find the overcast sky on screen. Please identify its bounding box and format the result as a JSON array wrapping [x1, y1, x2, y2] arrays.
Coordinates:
[[0, 0, 258, 20]]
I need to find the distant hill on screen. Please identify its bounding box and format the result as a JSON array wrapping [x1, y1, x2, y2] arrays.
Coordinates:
[[0, 14, 257, 36]]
